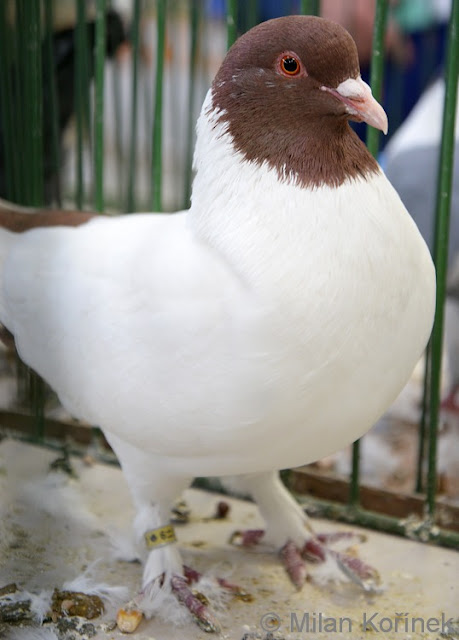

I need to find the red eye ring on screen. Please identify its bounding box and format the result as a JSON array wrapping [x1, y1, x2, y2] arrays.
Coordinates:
[[280, 54, 301, 76]]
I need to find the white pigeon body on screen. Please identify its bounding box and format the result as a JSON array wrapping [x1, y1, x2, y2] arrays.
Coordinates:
[[0, 15, 436, 624], [0, 90, 434, 475]]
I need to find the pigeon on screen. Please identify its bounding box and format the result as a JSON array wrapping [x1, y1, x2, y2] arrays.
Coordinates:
[[0, 15, 435, 632]]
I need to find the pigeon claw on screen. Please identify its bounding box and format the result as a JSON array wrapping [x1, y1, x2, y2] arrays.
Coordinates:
[[304, 536, 381, 592], [333, 550, 381, 592], [280, 540, 308, 589]]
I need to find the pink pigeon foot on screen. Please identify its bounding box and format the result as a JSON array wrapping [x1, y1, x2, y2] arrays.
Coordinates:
[[170, 574, 221, 633], [136, 565, 250, 634], [231, 528, 379, 591]]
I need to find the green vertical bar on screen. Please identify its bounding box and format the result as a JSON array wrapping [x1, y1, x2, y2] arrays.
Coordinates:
[[227, 0, 238, 49], [94, 0, 106, 212], [416, 346, 430, 492], [21, 0, 43, 205], [44, 0, 62, 206], [349, 439, 360, 506], [246, 0, 258, 30], [350, 0, 388, 506], [183, 0, 200, 209], [127, 0, 141, 212], [366, 0, 389, 156], [300, 0, 320, 15], [112, 57, 124, 208], [0, 4, 17, 199], [15, 0, 28, 203], [427, 0, 459, 518], [18, 0, 45, 439], [151, 0, 166, 212], [75, 0, 87, 208]]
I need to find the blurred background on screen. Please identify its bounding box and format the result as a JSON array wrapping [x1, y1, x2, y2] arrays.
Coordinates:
[[0, 0, 457, 535]]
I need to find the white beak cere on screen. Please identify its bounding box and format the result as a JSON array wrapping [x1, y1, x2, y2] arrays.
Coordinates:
[[321, 77, 389, 135]]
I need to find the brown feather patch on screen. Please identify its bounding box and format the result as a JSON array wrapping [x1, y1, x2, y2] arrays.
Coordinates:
[[212, 16, 379, 189], [0, 208, 97, 233]]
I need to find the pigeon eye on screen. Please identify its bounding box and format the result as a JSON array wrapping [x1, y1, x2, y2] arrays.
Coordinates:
[[280, 55, 301, 76]]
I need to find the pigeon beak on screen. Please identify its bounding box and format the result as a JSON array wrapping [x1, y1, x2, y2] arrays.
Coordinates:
[[321, 77, 388, 135]]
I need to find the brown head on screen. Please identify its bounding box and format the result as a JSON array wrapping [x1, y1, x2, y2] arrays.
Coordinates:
[[211, 16, 387, 188]]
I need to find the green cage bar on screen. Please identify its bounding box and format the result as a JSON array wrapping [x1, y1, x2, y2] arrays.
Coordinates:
[[350, 0, 389, 506], [300, 0, 320, 15], [0, 3, 17, 200], [112, 56, 124, 208], [296, 497, 459, 550], [246, 0, 258, 31], [416, 346, 430, 492], [16, 0, 46, 438], [74, 0, 91, 209], [75, 0, 87, 208], [427, 0, 459, 518], [44, 0, 62, 207], [227, 0, 238, 49], [365, 0, 389, 156], [94, 0, 106, 213], [13, 2, 26, 203], [151, 0, 166, 212], [183, 1, 200, 209], [127, 0, 141, 213]]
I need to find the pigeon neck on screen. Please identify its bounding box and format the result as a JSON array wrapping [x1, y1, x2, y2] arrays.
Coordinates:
[[190, 89, 380, 218], [189, 91, 383, 289], [208, 77, 379, 190], [191, 90, 379, 205]]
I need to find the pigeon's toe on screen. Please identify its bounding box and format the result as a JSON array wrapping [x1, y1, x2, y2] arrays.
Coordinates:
[[280, 539, 309, 589], [171, 574, 221, 633], [303, 536, 381, 591]]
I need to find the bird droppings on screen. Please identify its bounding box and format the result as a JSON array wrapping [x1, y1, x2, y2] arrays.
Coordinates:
[[49, 455, 78, 478], [51, 590, 104, 620], [98, 620, 117, 633], [214, 501, 231, 520], [55, 615, 97, 639], [233, 591, 254, 604], [171, 499, 191, 525], [189, 540, 207, 548], [0, 583, 19, 597], [0, 597, 33, 624]]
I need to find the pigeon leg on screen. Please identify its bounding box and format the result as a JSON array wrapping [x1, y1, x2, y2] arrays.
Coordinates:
[[107, 436, 252, 631], [105, 434, 194, 620], [226, 471, 379, 590], [170, 575, 221, 633], [225, 471, 312, 587]]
